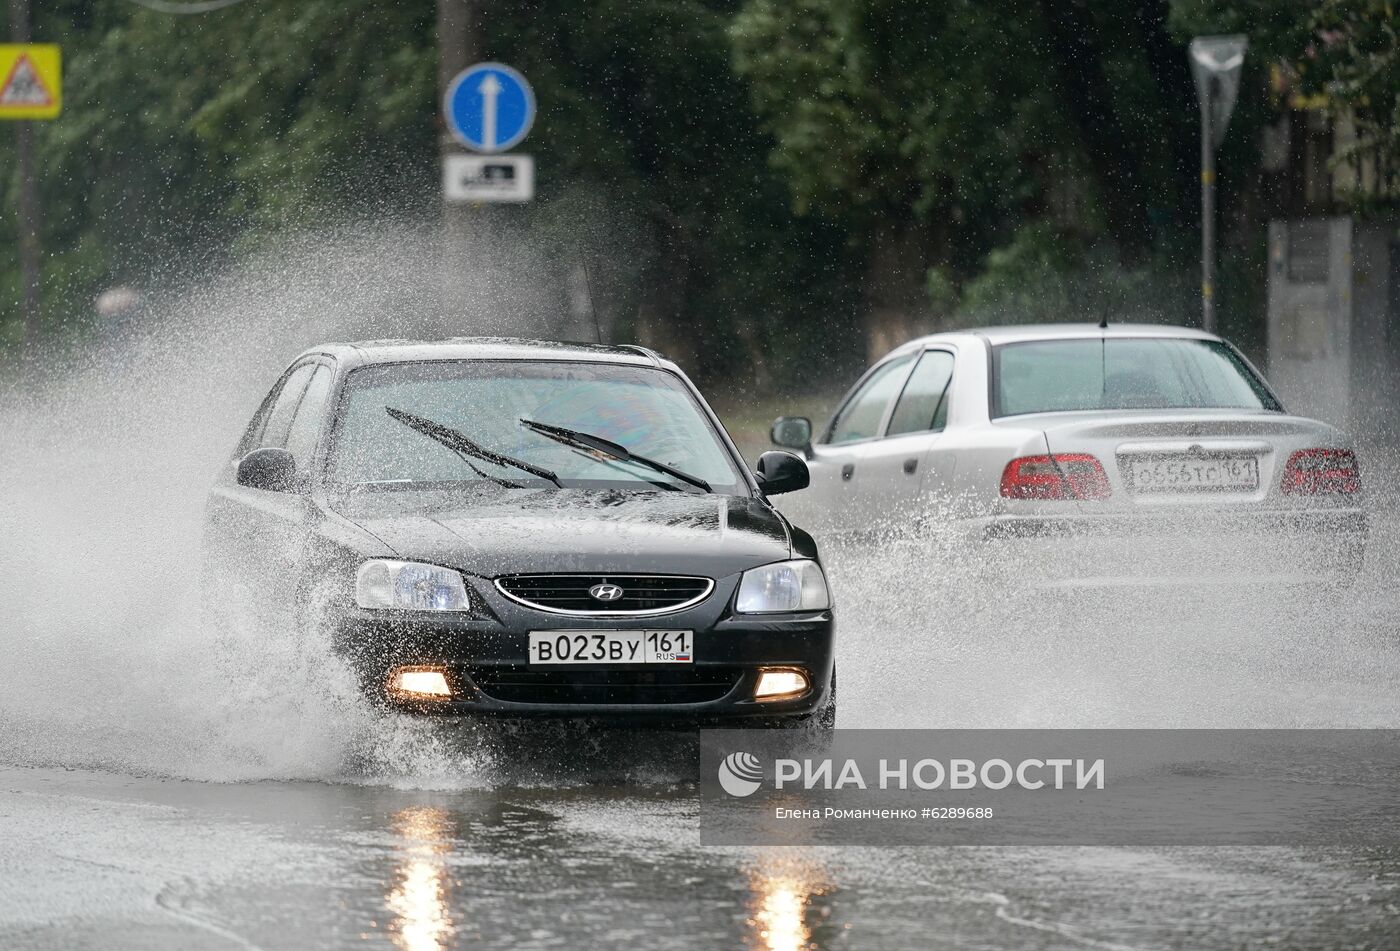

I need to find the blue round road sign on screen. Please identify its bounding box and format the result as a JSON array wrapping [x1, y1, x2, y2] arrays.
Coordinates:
[[444, 62, 535, 154]]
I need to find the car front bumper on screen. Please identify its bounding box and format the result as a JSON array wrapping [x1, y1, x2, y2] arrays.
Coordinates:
[[330, 608, 835, 720]]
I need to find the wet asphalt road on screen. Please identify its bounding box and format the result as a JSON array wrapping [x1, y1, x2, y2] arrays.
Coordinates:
[[4, 762, 1400, 951]]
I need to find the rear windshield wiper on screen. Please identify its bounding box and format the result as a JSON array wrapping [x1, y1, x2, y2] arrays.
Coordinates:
[[386, 407, 562, 487], [519, 418, 712, 493]]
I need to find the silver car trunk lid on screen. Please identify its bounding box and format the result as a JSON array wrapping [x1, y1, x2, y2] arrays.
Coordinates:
[[1019, 410, 1349, 509]]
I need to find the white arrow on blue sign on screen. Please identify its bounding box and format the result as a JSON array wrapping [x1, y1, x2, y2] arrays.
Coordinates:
[[444, 62, 535, 154]]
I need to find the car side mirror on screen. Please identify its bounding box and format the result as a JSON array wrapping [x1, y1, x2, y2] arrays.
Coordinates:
[[237, 447, 298, 492], [770, 416, 813, 455], [756, 450, 810, 496]]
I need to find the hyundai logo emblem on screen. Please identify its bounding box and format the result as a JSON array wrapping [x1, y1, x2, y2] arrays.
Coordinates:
[[589, 583, 625, 602]]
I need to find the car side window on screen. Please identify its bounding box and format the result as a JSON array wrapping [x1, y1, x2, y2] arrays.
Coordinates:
[[887, 350, 955, 436], [258, 363, 316, 450], [284, 364, 335, 470], [826, 355, 914, 444]]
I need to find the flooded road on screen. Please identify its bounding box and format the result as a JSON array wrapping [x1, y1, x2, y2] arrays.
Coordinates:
[[5, 762, 1400, 950]]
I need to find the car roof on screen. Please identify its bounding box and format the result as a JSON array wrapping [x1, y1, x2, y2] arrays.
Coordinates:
[[972, 323, 1218, 343], [300, 337, 667, 369], [887, 323, 1219, 357]]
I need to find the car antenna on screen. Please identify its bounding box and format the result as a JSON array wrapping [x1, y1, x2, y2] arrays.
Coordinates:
[[1098, 314, 1109, 398], [582, 260, 604, 344]]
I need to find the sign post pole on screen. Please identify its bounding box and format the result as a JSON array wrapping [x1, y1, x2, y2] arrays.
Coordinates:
[[1189, 35, 1247, 336], [8, 0, 39, 356], [437, 58, 537, 325], [436, 0, 477, 331]]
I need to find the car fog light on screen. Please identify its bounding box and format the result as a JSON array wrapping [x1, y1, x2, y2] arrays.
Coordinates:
[[388, 668, 452, 699], [754, 668, 809, 701]]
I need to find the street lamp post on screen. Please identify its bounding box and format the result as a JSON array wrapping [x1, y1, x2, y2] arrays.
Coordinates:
[[1189, 35, 1247, 335], [1199, 72, 1218, 335]]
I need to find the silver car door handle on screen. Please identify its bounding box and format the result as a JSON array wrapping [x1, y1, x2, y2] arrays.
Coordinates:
[[903, 457, 918, 475], [841, 463, 855, 481]]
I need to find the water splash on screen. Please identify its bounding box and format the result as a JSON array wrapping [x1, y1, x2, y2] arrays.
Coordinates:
[[0, 220, 539, 783], [3, 220, 1398, 786]]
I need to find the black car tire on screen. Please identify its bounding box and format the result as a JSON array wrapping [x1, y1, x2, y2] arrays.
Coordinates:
[[813, 665, 836, 729]]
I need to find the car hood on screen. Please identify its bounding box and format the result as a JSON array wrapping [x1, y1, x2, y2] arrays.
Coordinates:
[[329, 487, 793, 578]]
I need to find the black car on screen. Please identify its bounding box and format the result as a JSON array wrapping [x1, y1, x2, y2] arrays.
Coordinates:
[[202, 339, 835, 726]]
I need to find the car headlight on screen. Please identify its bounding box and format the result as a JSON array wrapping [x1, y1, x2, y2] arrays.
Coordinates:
[[735, 559, 830, 613], [356, 560, 470, 611]]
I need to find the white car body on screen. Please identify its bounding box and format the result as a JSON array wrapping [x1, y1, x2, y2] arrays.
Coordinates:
[[774, 324, 1366, 587]]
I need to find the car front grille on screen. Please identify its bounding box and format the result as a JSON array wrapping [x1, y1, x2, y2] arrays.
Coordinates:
[[464, 666, 742, 705], [494, 574, 714, 615]]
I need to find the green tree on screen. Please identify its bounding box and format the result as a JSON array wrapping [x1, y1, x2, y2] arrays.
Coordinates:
[[1308, 0, 1400, 190], [1, 0, 438, 354], [732, 0, 1199, 354], [2, 0, 855, 389]]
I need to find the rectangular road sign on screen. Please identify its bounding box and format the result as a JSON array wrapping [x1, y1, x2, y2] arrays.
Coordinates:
[[443, 153, 534, 203], [0, 44, 61, 120]]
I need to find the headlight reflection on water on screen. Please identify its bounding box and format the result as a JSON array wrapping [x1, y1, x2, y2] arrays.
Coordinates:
[[745, 857, 834, 951], [386, 806, 456, 951]]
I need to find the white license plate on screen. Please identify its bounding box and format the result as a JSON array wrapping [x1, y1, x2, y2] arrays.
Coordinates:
[[1129, 456, 1259, 492], [528, 630, 693, 665]]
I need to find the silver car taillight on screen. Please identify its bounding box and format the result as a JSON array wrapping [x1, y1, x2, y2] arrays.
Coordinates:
[[1000, 454, 1111, 501], [1281, 449, 1360, 495]]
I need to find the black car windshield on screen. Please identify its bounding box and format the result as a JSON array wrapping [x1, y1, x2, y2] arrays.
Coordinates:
[[992, 338, 1281, 417], [328, 360, 746, 493]]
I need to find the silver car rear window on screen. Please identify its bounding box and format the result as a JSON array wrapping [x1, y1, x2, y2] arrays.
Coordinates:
[[992, 338, 1281, 417]]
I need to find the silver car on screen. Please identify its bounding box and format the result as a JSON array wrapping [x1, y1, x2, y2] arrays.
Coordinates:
[[770, 324, 1366, 587]]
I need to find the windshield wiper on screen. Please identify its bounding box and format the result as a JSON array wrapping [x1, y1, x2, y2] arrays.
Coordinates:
[[386, 407, 562, 487], [518, 418, 712, 493]]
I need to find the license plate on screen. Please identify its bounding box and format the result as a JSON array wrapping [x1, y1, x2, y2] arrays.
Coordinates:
[[1128, 456, 1259, 493], [528, 630, 693, 665]]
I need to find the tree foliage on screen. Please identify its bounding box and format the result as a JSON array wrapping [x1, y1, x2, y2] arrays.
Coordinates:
[[1, 0, 438, 349], [2, 1, 1395, 377], [1308, 0, 1400, 185], [731, 0, 1209, 344], [731, 1, 1067, 242], [2, 0, 859, 386]]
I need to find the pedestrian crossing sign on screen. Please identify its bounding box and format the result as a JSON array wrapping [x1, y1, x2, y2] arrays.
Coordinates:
[[0, 45, 61, 120]]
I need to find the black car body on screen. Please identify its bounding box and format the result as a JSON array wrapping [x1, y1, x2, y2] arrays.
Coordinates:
[[202, 339, 834, 724]]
